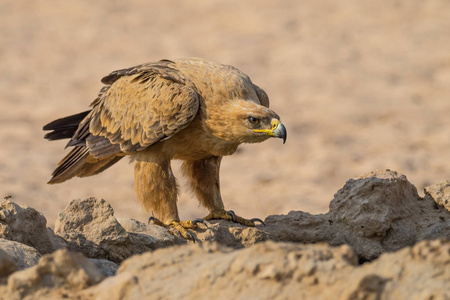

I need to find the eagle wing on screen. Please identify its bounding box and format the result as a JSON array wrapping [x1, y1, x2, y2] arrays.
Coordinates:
[[71, 60, 200, 158]]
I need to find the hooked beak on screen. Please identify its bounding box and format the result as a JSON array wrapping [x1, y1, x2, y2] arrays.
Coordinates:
[[253, 119, 287, 144]]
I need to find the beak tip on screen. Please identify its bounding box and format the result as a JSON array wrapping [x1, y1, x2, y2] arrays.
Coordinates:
[[281, 124, 287, 144]]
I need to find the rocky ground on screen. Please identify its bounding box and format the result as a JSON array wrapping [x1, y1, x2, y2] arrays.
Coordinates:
[[0, 170, 449, 299]]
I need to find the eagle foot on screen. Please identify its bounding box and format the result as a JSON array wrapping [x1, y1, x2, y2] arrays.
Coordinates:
[[148, 217, 206, 242], [203, 209, 266, 227]]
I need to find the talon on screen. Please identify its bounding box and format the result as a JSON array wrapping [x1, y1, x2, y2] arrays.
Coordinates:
[[186, 232, 196, 243], [250, 218, 266, 227], [168, 221, 197, 241], [192, 218, 208, 228], [192, 218, 205, 224], [148, 217, 167, 227], [148, 218, 201, 241], [203, 209, 262, 227], [227, 210, 236, 222]]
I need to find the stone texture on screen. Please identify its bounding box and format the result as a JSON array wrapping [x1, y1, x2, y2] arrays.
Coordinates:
[[89, 259, 119, 277], [1, 169, 450, 299], [1, 238, 448, 299], [0, 249, 17, 284], [54, 198, 136, 263], [84, 241, 359, 300], [424, 180, 450, 212], [339, 239, 450, 300], [328, 169, 422, 259], [117, 218, 183, 250], [329, 170, 420, 238], [49, 170, 450, 262], [0, 238, 41, 270], [0, 200, 66, 255], [54, 198, 183, 263], [80, 239, 450, 300], [265, 170, 450, 260], [0, 249, 103, 300]]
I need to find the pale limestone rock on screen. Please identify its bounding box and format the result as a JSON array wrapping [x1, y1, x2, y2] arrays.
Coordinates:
[[80, 239, 450, 300], [89, 259, 119, 277], [1, 170, 450, 299], [0, 238, 41, 270], [0, 200, 66, 255], [266, 170, 450, 260], [3, 249, 103, 300], [117, 217, 182, 250], [424, 180, 450, 212], [85, 241, 358, 300], [55, 198, 183, 263], [0, 249, 17, 283], [55, 198, 139, 263]]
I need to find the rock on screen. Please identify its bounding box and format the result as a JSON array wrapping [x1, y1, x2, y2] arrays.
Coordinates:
[[328, 169, 421, 259], [266, 170, 450, 260], [4, 169, 450, 267], [56, 170, 449, 262], [55, 198, 182, 263], [79, 239, 450, 300], [2, 249, 103, 300], [117, 218, 182, 250], [0, 249, 18, 284], [0, 238, 41, 269], [424, 180, 450, 212], [89, 259, 119, 277], [83, 241, 359, 300], [54, 198, 137, 263], [418, 220, 450, 241], [121, 217, 269, 249], [329, 169, 421, 238], [0, 169, 449, 299], [0, 200, 66, 255], [340, 239, 450, 300], [265, 211, 332, 243]]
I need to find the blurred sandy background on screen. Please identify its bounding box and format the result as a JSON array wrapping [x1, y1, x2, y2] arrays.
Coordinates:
[[1, 0, 450, 226]]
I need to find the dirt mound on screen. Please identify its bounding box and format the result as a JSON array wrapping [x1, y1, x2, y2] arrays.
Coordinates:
[[0, 170, 449, 299]]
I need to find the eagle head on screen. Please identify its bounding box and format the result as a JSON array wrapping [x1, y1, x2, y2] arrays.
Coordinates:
[[206, 100, 287, 144]]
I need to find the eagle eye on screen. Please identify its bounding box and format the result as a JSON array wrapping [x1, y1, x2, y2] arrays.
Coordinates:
[[248, 116, 260, 125]]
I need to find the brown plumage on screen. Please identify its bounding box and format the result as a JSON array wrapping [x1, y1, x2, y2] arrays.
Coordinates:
[[44, 58, 286, 235]]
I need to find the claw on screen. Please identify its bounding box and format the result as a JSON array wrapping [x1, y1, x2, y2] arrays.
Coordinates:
[[250, 218, 266, 227], [192, 218, 208, 228], [227, 210, 236, 222], [148, 218, 201, 241], [203, 209, 263, 227], [186, 232, 196, 243], [168, 221, 197, 242], [148, 217, 167, 227]]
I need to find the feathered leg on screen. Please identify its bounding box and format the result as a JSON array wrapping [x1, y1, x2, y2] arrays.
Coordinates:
[[134, 157, 202, 240], [134, 159, 180, 223], [182, 156, 264, 226], [181, 156, 225, 212]]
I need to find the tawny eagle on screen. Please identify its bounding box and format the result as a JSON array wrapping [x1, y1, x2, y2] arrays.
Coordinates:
[[44, 58, 287, 239]]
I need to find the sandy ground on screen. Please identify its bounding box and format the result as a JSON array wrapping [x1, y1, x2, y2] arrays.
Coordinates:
[[1, 0, 450, 226]]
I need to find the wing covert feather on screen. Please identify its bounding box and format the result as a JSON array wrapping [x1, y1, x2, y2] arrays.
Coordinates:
[[87, 66, 199, 155]]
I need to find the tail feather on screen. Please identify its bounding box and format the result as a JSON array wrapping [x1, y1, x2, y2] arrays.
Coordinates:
[[48, 147, 90, 184], [43, 110, 90, 141], [45, 110, 123, 184], [78, 155, 123, 177], [48, 146, 123, 184]]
